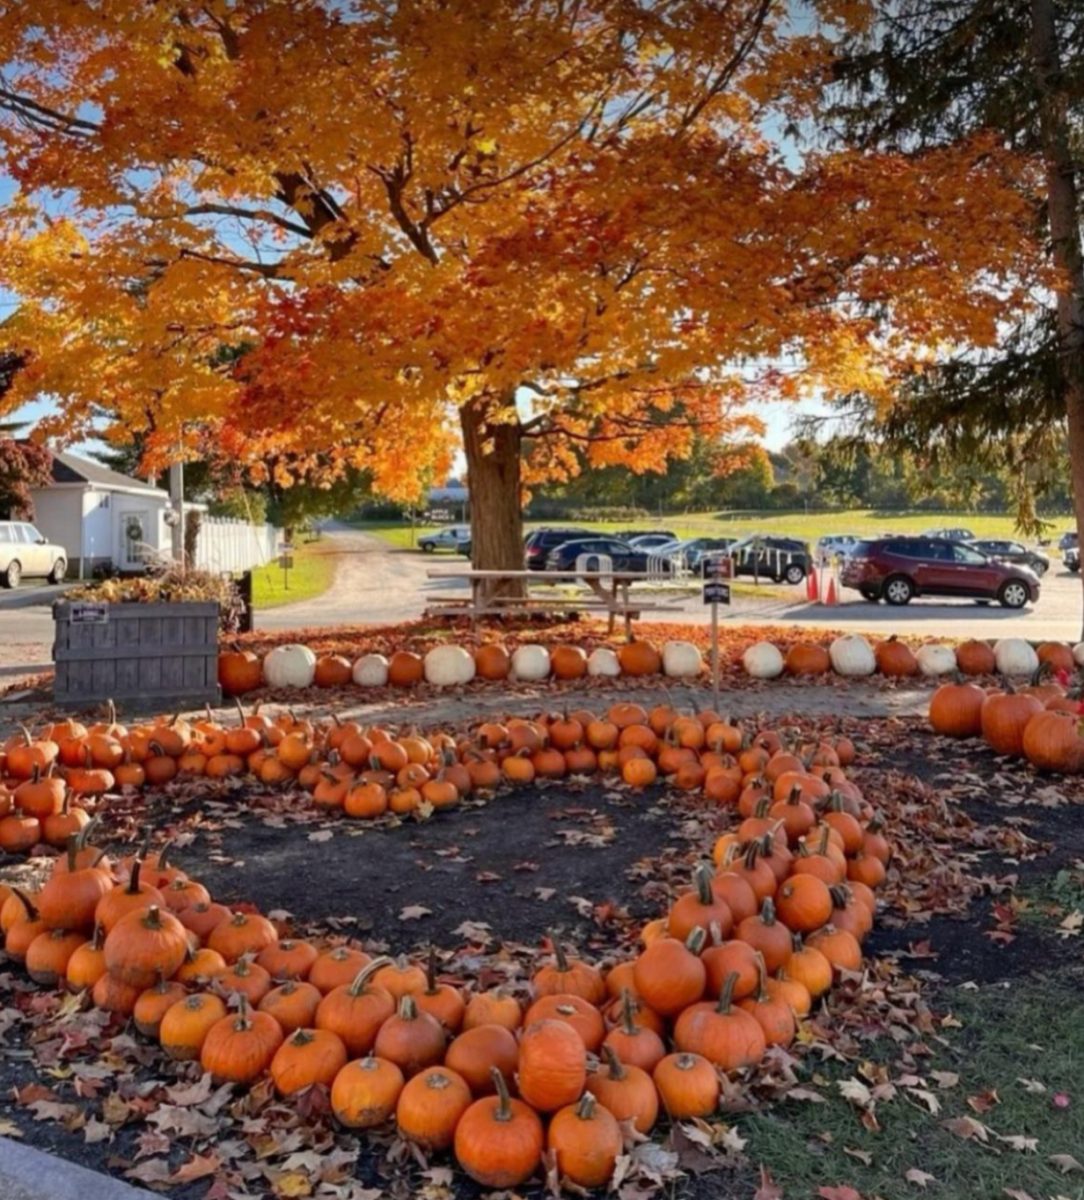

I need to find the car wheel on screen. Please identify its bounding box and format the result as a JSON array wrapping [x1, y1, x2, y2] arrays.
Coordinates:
[[1033, 561, 1049, 576], [421, 542, 434, 553], [2, 560, 21, 589], [49, 558, 67, 584], [784, 563, 806, 585], [883, 575, 914, 606], [998, 580, 1030, 609]]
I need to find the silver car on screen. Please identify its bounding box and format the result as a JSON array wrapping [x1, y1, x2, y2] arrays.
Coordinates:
[[0, 521, 67, 587]]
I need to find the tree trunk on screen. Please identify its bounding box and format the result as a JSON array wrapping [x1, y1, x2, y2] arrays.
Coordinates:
[[1030, 0, 1084, 637], [459, 396, 526, 598]]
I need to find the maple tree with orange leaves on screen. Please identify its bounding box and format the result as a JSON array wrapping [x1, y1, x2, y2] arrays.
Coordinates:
[[0, 0, 1044, 571]]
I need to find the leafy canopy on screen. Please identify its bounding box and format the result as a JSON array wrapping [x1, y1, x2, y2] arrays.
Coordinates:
[[0, 0, 1045, 500]]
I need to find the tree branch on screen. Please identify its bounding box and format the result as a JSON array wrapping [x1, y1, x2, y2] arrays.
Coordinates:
[[0, 85, 100, 135]]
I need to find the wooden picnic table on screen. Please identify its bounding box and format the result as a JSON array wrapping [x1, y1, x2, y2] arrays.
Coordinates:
[[424, 567, 684, 637]]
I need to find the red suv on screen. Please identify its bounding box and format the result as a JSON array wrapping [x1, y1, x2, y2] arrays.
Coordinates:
[[840, 537, 1040, 608]]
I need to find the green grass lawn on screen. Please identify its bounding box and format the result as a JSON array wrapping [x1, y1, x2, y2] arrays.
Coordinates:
[[354, 509, 1068, 553], [251, 541, 337, 608], [736, 975, 1084, 1200]]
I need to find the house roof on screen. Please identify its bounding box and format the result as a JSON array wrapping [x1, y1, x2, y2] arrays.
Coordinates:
[[49, 450, 167, 496]]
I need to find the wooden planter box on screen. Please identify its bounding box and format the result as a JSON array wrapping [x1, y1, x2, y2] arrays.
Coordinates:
[[53, 601, 221, 710]]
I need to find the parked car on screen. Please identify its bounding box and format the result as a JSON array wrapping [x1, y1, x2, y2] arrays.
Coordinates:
[[545, 536, 659, 573], [670, 537, 738, 570], [0, 521, 67, 588], [815, 534, 860, 561], [621, 529, 678, 542], [522, 527, 592, 570], [1058, 530, 1077, 552], [922, 526, 976, 541], [841, 536, 1039, 607], [627, 533, 680, 551], [728, 535, 811, 584], [967, 538, 1050, 576], [418, 525, 471, 553], [1064, 532, 1079, 572]]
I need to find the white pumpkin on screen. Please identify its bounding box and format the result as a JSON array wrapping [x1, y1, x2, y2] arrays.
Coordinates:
[[994, 637, 1039, 677], [352, 653, 389, 687], [1073, 642, 1084, 668], [587, 647, 621, 677], [510, 644, 551, 681], [915, 644, 958, 676], [829, 634, 876, 677], [662, 640, 703, 678], [424, 644, 476, 687], [262, 643, 317, 689], [742, 641, 784, 679]]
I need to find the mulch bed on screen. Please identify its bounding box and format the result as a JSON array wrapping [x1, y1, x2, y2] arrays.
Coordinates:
[[1, 710, 1081, 1199]]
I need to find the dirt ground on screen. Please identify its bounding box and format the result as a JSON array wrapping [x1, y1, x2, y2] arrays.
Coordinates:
[[1, 694, 1083, 1200]]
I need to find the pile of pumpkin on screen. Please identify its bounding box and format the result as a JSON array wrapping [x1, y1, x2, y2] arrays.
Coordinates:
[[223, 634, 1084, 696], [743, 634, 1084, 680], [2, 699, 880, 855], [0, 722, 890, 1190], [220, 639, 708, 695], [929, 645, 1084, 774]]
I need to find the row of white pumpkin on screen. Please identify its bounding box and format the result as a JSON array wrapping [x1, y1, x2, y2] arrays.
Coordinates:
[[744, 635, 1084, 679], [261, 634, 1078, 690], [262, 640, 709, 688]]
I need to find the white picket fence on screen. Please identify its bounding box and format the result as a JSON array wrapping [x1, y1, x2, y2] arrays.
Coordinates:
[[193, 517, 279, 574]]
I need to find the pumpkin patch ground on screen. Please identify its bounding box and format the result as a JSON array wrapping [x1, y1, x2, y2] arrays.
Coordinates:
[[1, 700, 1083, 1200]]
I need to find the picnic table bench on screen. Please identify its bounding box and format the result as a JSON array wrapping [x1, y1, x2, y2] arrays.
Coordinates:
[[424, 568, 685, 638]]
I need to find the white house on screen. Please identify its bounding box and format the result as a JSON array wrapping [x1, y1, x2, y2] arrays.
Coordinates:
[[29, 451, 176, 578]]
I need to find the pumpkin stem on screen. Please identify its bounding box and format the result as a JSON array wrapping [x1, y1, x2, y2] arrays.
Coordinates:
[[694, 865, 714, 907], [575, 1091, 598, 1121], [126, 858, 144, 895], [619, 989, 639, 1036], [289, 1028, 314, 1046], [142, 905, 165, 930], [707, 919, 726, 947], [551, 937, 569, 973], [234, 993, 251, 1031], [89, 922, 105, 949], [716, 970, 739, 1014], [683, 926, 707, 956], [602, 1044, 627, 1080], [787, 785, 803, 805], [759, 897, 777, 927], [752, 952, 769, 1001], [65, 833, 79, 873], [398, 994, 417, 1020], [10, 887, 38, 921], [425, 946, 440, 995], [791, 930, 804, 952], [829, 884, 851, 909], [347, 956, 393, 997], [490, 1066, 514, 1121]]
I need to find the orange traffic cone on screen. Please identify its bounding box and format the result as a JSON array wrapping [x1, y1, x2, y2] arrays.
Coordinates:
[[825, 573, 838, 605], [806, 567, 819, 602]]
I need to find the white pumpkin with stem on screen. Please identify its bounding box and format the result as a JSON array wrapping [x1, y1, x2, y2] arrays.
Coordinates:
[[587, 647, 621, 677], [915, 644, 958, 676], [662, 641, 703, 678], [352, 654, 389, 686], [424, 645, 476, 687], [263, 644, 317, 688], [829, 634, 876, 677], [993, 637, 1039, 677], [742, 642, 784, 679], [510, 645, 551, 681]]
